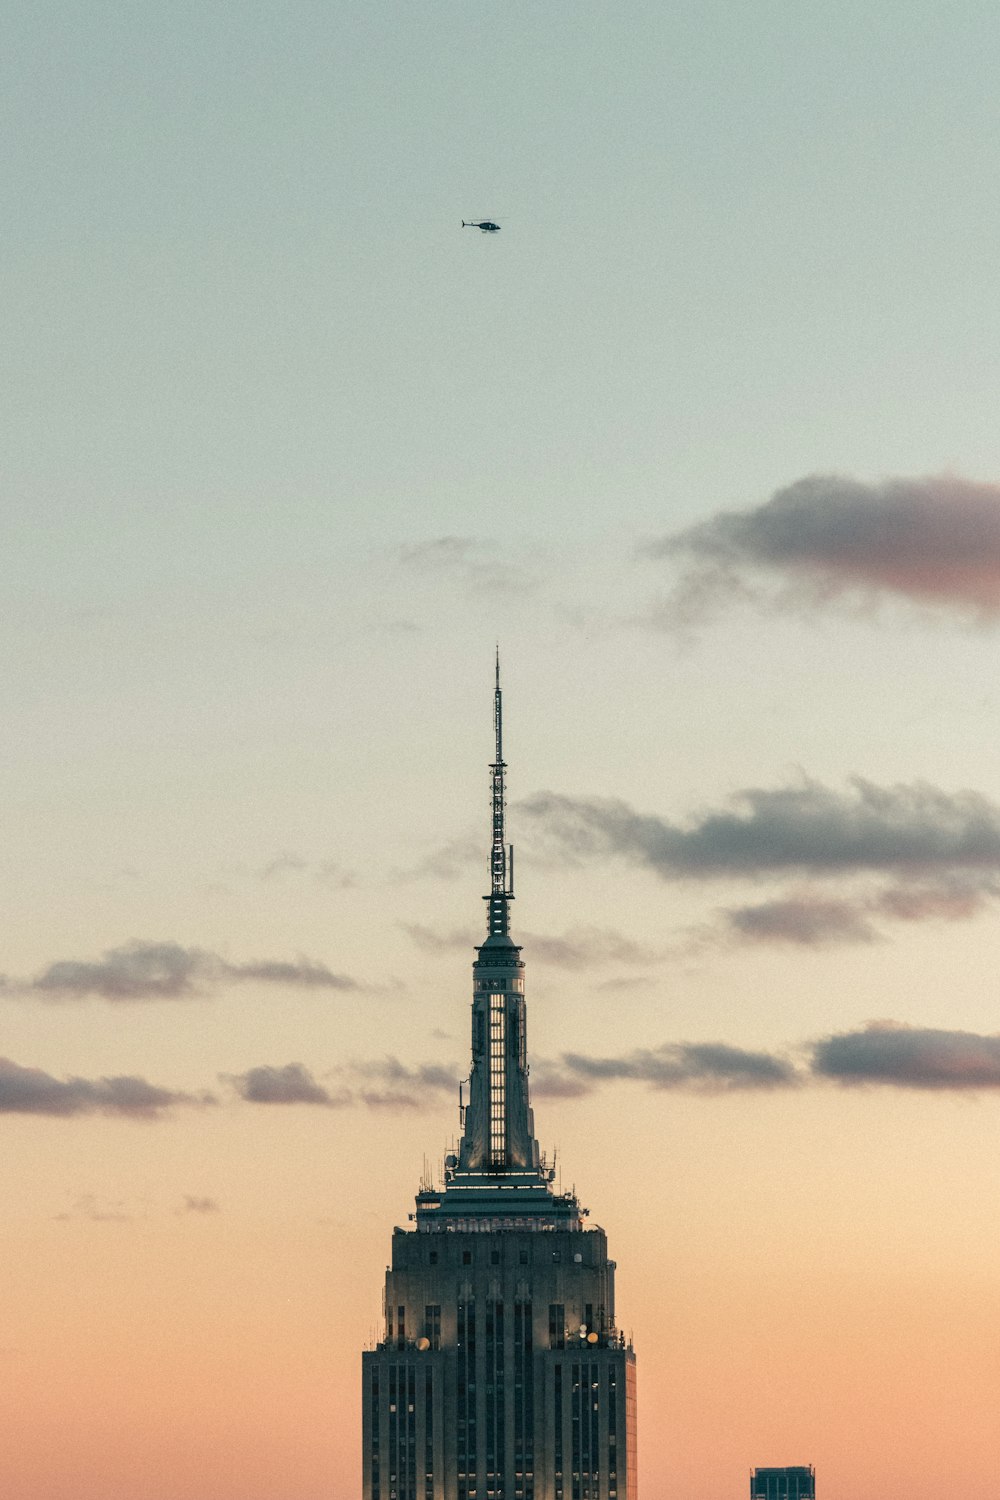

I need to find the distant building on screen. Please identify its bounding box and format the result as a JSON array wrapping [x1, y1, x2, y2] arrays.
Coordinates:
[[751, 1467, 815, 1500]]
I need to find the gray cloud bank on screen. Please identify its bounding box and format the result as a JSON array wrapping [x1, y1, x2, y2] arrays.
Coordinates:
[[645, 473, 1000, 621], [550, 1042, 796, 1094], [0, 1057, 211, 1117], [20, 1021, 1000, 1124], [521, 780, 1000, 946], [521, 780, 1000, 880], [541, 1024, 1000, 1097], [18, 941, 357, 1002]]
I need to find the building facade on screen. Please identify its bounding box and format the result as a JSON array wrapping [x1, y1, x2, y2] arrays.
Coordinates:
[[750, 1467, 816, 1500], [363, 665, 637, 1500]]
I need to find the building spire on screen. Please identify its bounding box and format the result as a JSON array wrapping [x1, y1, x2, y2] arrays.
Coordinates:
[[449, 655, 541, 1180], [486, 647, 514, 937]]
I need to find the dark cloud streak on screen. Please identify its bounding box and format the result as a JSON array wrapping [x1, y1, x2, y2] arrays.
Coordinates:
[[0, 1057, 211, 1118], [520, 780, 1000, 880], [812, 1023, 1000, 1088], [21, 941, 357, 1002], [724, 896, 878, 946], [555, 1042, 798, 1093]]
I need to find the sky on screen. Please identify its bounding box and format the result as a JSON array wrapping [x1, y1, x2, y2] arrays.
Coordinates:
[[4, 3, 1000, 1497]]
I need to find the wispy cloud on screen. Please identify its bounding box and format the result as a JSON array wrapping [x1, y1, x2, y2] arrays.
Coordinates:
[[544, 1042, 798, 1095], [55, 1193, 136, 1222], [257, 853, 355, 888], [812, 1022, 1000, 1088], [396, 536, 534, 595], [0, 1057, 212, 1118], [180, 1195, 220, 1214], [17, 941, 358, 1002], [722, 895, 879, 946], [643, 473, 1000, 624], [225, 959, 353, 988], [392, 837, 482, 883], [353, 1056, 458, 1111], [226, 1055, 459, 1112], [402, 922, 663, 969], [723, 874, 999, 947], [401, 923, 476, 953]]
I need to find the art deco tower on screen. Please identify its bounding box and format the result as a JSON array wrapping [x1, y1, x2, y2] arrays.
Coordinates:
[[362, 664, 637, 1500]]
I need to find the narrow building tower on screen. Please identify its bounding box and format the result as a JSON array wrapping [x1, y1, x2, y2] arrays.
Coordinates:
[[362, 664, 637, 1500]]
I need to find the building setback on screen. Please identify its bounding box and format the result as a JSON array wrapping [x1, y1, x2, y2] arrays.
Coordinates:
[[363, 663, 637, 1500]]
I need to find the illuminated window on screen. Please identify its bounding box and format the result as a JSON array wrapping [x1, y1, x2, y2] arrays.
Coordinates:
[[489, 992, 506, 1166]]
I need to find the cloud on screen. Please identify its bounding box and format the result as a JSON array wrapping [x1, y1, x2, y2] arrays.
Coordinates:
[[402, 922, 662, 969], [523, 927, 663, 969], [396, 536, 532, 595], [644, 473, 1000, 622], [392, 838, 482, 883], [723, 896, 879, 946], [401, 923, 475, 953], [519, 779, 1000, 880], [260, 852, 309, 880], [21, 941, 357, 1002], [258, 853, 355, 888], [812, 1022, 1000, 1088], [30, 942, 205, 1001], [873, 875, 997, 922], [225, 1056, 459, 1112], [530, 1065, 595, 1100], [721, 872, 1000, 948], [553, 1042, 798, 1094], [227, 1063, 348, 1107], [223, 1026, 1000, 1115], [181, 1195, 220, 1214], [353, 1056, 458, 1110], [55, 1194, 134, 1222], [224, 959, 355, 989], [0, 1057, 210, 1118]]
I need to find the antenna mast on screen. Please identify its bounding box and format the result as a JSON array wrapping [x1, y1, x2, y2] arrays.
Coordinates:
[[486, 648, 514, 935]]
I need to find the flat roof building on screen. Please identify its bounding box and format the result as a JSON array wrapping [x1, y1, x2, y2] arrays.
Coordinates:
[[751, 1466, 816, 1500]]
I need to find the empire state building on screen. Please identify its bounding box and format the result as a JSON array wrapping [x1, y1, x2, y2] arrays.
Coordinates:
[[362, 665, 637, 1500]]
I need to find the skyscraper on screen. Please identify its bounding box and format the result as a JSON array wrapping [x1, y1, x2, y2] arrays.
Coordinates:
[[362, 663, 637, 1500], [750, 1467, 816, 1500]]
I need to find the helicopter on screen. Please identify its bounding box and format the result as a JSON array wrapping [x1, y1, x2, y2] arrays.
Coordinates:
[[462, 220, 501, 233]]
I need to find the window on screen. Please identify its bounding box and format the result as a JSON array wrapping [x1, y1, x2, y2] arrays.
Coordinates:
[[463, 1250, 472, 1265], [429, 1251, 438, 1264], [491, 1250, 500, 1265], [489, 992, 507, 1166]]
